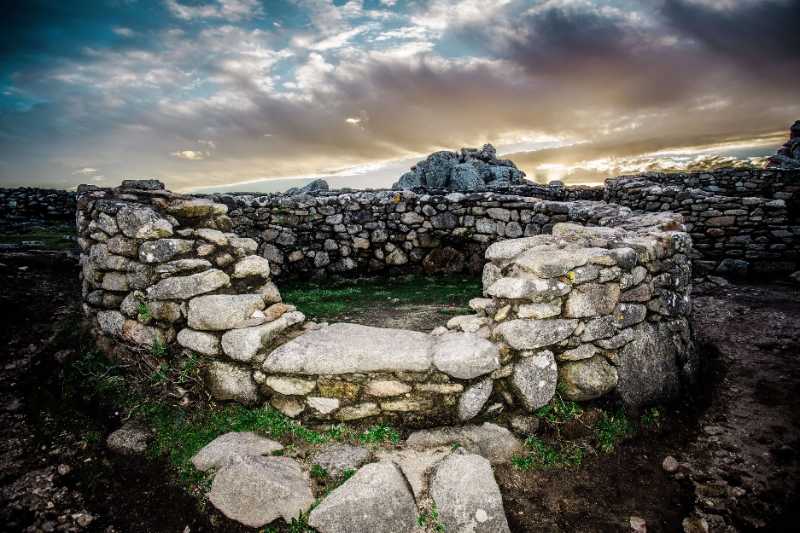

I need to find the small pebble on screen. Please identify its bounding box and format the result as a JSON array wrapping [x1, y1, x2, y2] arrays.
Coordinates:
[[630, 515, 647, 532], [662, 455, 679, 473]]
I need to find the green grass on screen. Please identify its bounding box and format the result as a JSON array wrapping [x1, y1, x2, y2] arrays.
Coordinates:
[[310, 464, 329, 479], [512, 436, 585, 471], [357, 423, 401, 445], [534, 394, 584, 427], [640, 406, 662, 429], [0, 224, 76, 250], [417, 503, 445, 532], [595, 409, 633, 453], [281, 275, 481, 319]]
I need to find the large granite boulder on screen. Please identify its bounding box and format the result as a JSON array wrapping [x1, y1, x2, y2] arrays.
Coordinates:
[[767, 120, 800, 169]]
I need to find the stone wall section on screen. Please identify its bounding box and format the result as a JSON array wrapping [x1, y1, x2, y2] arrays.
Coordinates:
[[443, 214, 696, 410], [606, 170, 800, 276], [0, 187, 76, 227], [77, 181, 697, 425], [216, 190, 631, 279], [76, 180, 307, 400]]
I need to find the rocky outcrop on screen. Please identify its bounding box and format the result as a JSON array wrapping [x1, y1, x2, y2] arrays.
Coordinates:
[[767, 120, 800, 170], [392, 144, 528, 191], [286, 178, 329, 196]]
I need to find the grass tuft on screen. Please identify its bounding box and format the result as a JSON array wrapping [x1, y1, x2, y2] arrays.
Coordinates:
[[595, 409, 633, 453], [512, 436, 585, 471]]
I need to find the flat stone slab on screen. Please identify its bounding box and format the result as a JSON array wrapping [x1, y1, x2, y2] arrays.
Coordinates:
[[264, 323, 502, 380], [310, 444, 371, 478], [406, 423, 523, 465], [208, 455, 314, 528], [308, 461, 418, 533], [192, 431, 283, 472], [263, 323, 433, 374], [431, 451, 510, 533]]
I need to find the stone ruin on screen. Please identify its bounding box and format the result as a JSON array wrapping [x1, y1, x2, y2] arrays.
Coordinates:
[[77, 179, 696, 428]]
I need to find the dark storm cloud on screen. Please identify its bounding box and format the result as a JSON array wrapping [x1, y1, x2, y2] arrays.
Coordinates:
[[662, 0, 800, 67]]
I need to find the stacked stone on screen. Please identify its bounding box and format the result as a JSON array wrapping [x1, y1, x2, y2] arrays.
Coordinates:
[[608, 168, 800, 199], [606, 174, 799, 276], [444, 215, 696, 410], [76, 180, 306, 398], [0, 187, 76, 228], [250, 322, 503, 424], [220, 189, 633, 279]]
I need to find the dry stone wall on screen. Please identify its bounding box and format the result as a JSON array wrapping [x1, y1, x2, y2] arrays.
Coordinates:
[[216, 190, 629, 279], [76, 180, 307, 400], [464, 215, 696, 409], [606, 169, 800, 276], [0, 187, 76, 228]]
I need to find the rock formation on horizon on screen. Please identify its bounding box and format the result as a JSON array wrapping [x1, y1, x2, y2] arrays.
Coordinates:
[[285, 178, 329, 195], [767, 120, 800, 170], [392, 143, 528, 191]]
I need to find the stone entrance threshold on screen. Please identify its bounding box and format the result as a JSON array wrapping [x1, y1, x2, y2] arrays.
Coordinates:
[[260, 323, 503, 424]]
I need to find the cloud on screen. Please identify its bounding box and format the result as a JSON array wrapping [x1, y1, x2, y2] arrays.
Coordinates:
[[72, 167, 98, 175], [165, 0, 263, 22], [171, 150, 208, 161], [112, 27, 135, 37]]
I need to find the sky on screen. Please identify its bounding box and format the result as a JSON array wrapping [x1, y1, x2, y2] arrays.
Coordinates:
[[0, 0, 798, 192]]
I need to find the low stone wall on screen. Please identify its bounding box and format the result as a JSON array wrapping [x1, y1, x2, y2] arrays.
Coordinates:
[[0, 187, 76, 228], [609, 168, 800, 199], [79, 181, 696, 426], [215, 189, 628, 279], [77, 180, 307, 380], [606, 172, 800, 276], [467, 216, 696, 409]]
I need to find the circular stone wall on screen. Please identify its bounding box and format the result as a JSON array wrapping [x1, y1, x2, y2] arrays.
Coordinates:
[[78, 181, 697, 427]]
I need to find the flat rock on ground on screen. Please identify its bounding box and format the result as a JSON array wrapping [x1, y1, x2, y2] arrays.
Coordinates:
[[208, 455, 313, 528], [310, 444, 371, 478], [308, 461, 418, 533], [191, 431, 283, 472], [406, 423, 523, 465], [431, 451, 511, 533]]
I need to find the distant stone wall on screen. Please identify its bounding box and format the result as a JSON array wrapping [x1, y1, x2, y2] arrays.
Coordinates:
[[609, 168, 800, 199], [215, 189, 625, 279], [0, 187, 76, 227], [606, 169, 800, 276], [8, 164, 798, 279]]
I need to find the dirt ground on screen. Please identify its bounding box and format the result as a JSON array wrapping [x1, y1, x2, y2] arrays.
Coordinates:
[[1, 252, 799, 532]]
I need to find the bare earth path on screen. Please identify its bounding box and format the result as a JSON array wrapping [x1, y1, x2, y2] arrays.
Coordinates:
[[0, 254, 798, 532]]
